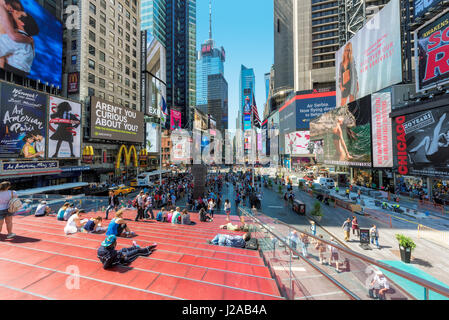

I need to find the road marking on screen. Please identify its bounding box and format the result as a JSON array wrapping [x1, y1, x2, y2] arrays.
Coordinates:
[[268, 206, 284, 209], [272, 266, 306, 272]]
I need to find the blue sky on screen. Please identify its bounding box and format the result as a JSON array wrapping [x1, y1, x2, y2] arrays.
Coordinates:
[[196, 0, 274, 129]]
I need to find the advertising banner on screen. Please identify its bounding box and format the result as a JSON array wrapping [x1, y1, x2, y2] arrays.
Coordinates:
[[310, 95, 372, 167], [243, 114, 251, 130], [67, 72, 79, 94], [414, 0, 441, 19], [170, 109, 182, 130], [0, 82, 47, 158], [261, 121, 267, 155], [393, 104, 449, 177], [285, 131, 310, 155], [0, 0, 62, 87], [335, 0, 402, 107], [371, 91, 393, 167], [268, 111, 280, 154], [146, 122, 159, 153], [90, 97, 144, 143], [1, 160, 58, 173], [141, 31, 147, 115], [48, 96, 81, 158], [415, 9, 449, 92]]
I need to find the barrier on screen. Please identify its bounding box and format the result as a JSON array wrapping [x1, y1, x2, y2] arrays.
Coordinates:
[[417, 224, 449, 248], [363, 208, 393, 228], [417, 200, 446, 216]]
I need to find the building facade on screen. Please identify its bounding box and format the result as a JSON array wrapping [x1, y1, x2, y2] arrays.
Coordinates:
[[141, 0, 166, 45]]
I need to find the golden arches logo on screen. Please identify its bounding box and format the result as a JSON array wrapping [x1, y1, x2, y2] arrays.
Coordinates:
[[116, 145, 138, 169]]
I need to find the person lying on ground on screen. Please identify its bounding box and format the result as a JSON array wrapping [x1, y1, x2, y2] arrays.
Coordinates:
[[208, 232, 251, 248], [97, 235, 157, 269], [35, 200, 52, 217], [83, 216, 107, 233], [64, 209, 88, 235], [106, 209, 136, 237]]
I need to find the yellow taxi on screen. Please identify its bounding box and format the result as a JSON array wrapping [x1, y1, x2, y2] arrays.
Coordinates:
[[110, 185, 136, 196], [129, 179, 138, 187]]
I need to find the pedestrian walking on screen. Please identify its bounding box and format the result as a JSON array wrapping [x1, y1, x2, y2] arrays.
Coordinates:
[[224, 199, 231, 221], [135, 191, 145, 221], [0, 181, 19, 239], [105, 190, 119, 220], [352, 216, 360, 237], [342, 217, 351, 241], [369, 225, 380, 249]]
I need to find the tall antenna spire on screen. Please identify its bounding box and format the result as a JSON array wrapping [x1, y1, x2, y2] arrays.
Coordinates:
[[209, 0, 212, 40]]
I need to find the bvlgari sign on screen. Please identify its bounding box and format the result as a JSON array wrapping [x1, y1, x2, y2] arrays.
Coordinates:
[[90, 97, 144, 143]]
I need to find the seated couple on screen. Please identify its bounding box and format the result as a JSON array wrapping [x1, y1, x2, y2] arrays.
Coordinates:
[[64, 209, 106, 235]]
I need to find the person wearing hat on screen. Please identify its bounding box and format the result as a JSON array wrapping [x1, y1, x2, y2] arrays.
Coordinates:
[[35, 200, 51, 217], [97, 235, 157, 269]]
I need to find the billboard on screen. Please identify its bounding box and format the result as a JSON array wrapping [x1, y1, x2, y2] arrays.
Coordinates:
[[285, 131, 310, 155], [414, 9, 449, 92], [90, 97, 144, 143], [48, 96, 81, 158], [335, 0, 402, 107], [414, 0, 441, 19], [170, 109, 182, 130], [0, 0, 63, 87], [243, 114, 251, 130], [371, 91, 393, 168], [393, 103, 449, 177], [146, 122, 159, 153], [0, 82, 47, 158], [67, 72, 79, 94], [310, 95, 372, 167]]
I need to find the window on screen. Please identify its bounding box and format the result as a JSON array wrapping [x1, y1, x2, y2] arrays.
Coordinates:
[[89, 2, 96, 14], [132, 49, 136, 58], [125, 44, 130, 52], [132, 60, 136, 68], [99, 51, 105, 61], [277, 19, 280, 32], [126, 10, 130, 19], [71, 40, 76, 50], [132, 82, 136, 90], [118, 38, 122, 47], [109, 18, 115, 29], [126, 21, 130, 30], [99, 64, 105, 75], [108, 69, 114, 79], [109, 57, 114, 67], [100, 0, 106, 9], [132, 71, 136, 79], [99, 78, 105, 88], [89, 30, 95, 41], [117, 98, 122, 105], [109, 7, 115, 16], [109, 0, 114, 5], [117, 74, 122, 83], [88, 87, 95, 96], [117, 61, 122, 72], [118, 3, 123, 12], [109, 44, 114, 55], [99, 37, 106, 48], [125, 89, 130, 98], [88, 59, 95, 70], [88, 73, 95, 84], [118, 14, 123, 23], [100, 11, 106, 23], [132, 94, 136, 101], [108, 83, 114, 91], [108, 95, 114, 103], [125, 101, 129, 108], [89, 16, 96, 28], [89, 45, 95, 56], [98, 91, 105, 99], [125, 0, 129, 7], [132, 38, 136, 47], [117, 86, 122, 95], [125, 66, 130, 75], [118, 26, 123, 36], [132, 17, 137, 26], [125, 78, 130, 87], [132, 28, 136, 36], [100, 24, 106, 35], [109, 31, 115, 42], [71, 55, 77, 65], [125, 55, 130, 64], [125, 33, 130, 41], [117, 50, 122, 60]]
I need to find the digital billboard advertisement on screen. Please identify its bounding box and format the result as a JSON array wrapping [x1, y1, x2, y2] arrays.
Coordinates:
[[310, 95, 372, 167], [146, 122, 159, 153], [0, 0, 63, 87], [90, 97, 144, 143], [414, 0, 441, 19], [371, 90, 393, 168], [393, 104, 449, 177], [335, 0, 402, 107], [414, 9, 449, 92], [0, 82, 47, 158], [170, 109, 182, 130], [267, 111, 279, 154], [285, 131, 310, 155], [67, 72, 79, 94], [48, 96, 81, 158]]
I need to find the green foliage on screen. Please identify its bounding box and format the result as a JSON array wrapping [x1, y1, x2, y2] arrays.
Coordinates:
[[311, 201, 323, 216], [278, 184, 283, 194], [395, 234, 416, 250]]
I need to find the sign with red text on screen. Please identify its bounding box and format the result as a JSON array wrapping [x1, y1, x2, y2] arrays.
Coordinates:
[[415, 9, 449, 92], [335, 0, 402, 107], [393, 104, 449, 177], [371, 91, 393, 167]]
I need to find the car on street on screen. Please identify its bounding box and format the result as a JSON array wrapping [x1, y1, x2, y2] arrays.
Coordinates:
[[110, 185, 136, 196], [314, 177, 335, 189]]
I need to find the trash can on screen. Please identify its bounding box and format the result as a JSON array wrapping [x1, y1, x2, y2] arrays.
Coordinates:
[[293, 199, 306, 215]]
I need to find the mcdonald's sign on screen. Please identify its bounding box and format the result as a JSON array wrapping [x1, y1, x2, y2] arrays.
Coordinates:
[[82, 146, 94, 163], [139, 149, 148, 167], [68, 72, 79, 94], [116, 145, 138, 169]]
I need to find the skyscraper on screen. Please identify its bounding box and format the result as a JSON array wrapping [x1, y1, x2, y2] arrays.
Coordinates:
[[239, 65, 255, 129], [165, 0, 197, 129], [196, 0, 228, 133], [140, 0, 166, 45]]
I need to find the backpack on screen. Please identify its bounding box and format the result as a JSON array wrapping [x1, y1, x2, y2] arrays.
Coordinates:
[[245, 238, 259, 250], [8, 191, 22, 214], [132, 198, 138, 208]]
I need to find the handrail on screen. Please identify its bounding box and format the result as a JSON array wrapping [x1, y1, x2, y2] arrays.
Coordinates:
[[244, 206, 449, 299], [239, 207, 360, 300]]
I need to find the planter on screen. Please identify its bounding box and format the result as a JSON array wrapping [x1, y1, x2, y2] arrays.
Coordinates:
[[311, 215, 322, 222], [399, 245, 412, 263]]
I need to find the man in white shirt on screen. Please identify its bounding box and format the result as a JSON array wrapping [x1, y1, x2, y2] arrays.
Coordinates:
[[35, 201, 51, 217]]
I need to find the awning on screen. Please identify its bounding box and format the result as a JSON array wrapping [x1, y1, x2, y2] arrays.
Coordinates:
[[17, 182, 90, 196]]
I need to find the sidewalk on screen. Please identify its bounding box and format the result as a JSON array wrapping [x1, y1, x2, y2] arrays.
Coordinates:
[[290, 187, 449, 288]]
